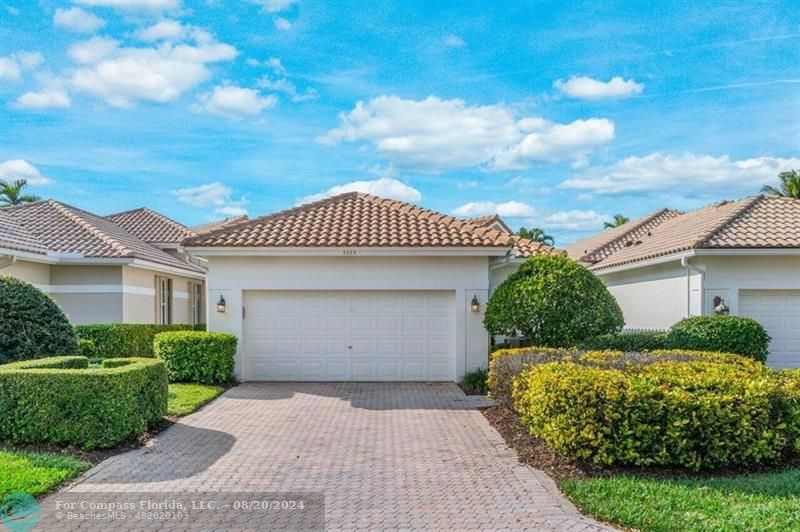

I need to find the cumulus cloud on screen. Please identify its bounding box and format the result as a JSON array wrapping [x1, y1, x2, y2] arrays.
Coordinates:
[[554, 75, 644, 100], [258, 76, 318, 102], [74, 0, 181, 13], [53, 7, 106, 33], [14, 90, 71, 109], [443, 34, 466, 47], [320, 95, 614, 172], [297, 177, 422, 205], [194, 84, 277, 117], [0, 159, 52, 185], [172, 182, 247, 216], [451, 201, 536, 218], [560, 153, 800, 195], [542, 210, 607, 231], [69, 32, 237, 107], [0, 51, 43, 82], [274, 17, 292, 30], [135, 19, 190, 41], [252, 0, 298, 13], [451, 199, 608, 233]]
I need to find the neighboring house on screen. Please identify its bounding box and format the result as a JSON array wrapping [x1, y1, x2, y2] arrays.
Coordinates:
[[191, 214, 249, 235], [0, 201, 206, 325], [182, 192, 559, 382], [568, 195, 800, 368]]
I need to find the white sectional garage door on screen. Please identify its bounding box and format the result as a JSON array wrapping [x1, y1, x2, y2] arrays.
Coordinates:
[[243, 290, 455, 381], [739, 289, 800, 369]]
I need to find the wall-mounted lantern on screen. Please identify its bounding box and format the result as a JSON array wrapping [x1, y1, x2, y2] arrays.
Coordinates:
[[713, 296, 729, 315], [470, 295, 480, 313], [216, 295, 227, 313]]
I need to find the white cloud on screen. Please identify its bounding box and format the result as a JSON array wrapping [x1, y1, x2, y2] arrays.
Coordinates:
[[68, 36, 119, 64], [0, 159, 52, 185], [443, 34, 466, 47], [53, 7, 105, 33], [258, 76, 318, 102], [554, 75, 645, 100], [252, 0, 298, 13], [560, 152, 800, 195], [74, 0, 181, 13], [297, 177, 422, 205], [14, 89, 71, 109], [69, 33, 237, 107], [452, 201, 536, 218], [320, 95, 614, 172], [0, 51, 43, 82], [274, 17, 292, 30], [542, 210, 607, 231], [265, 57, 286, 74], [135, 19, 188, 40], [194, 83, 277, 117], [172, 182, 247, 216]]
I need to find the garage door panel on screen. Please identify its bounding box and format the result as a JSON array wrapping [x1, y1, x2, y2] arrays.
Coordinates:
[[244, 290, 454, 381], [740, 289, 800, 369]]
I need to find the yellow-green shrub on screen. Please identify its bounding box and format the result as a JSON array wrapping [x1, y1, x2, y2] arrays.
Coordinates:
[[511, 353, 795, 470], [488, 346, 572, 403]]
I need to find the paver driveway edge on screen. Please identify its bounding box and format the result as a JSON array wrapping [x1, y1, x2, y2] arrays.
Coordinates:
[[45, 382, 614, 531]]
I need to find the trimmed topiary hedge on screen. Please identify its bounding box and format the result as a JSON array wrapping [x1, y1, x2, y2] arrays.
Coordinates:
[[154, 331, 237, 384], [579, 331, 667, 352], [484, 255, 624, 347], [666, 315, 771, 362], [74, 323, 205, 358], [509, 349, 798, 470], [0, 356, 168, 449], [0, 276, 78, 364]]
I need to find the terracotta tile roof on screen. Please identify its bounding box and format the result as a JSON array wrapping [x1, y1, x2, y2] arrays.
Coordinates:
[[566, 208, 682, 263], [464, 214, 514, 234], [0, 209, 48, 255], [590, 195, 800, 271], [2, 200, 204, 273], [191, 215, 249, 235], [106, 207, 197, 244], [512, 237, 565, 258], [183, 192, 563, 257]]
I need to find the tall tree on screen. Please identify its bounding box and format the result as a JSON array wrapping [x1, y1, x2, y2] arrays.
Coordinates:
[[761, 169, 800, 199], [603, 214, 629, 229], [0, 179, 41, 207], [518, 226, 555, 246]]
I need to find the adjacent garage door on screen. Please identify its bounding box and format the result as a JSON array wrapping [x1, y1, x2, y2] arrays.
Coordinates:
[[739, 290, 800, 369], [243, 290, 455, 381]]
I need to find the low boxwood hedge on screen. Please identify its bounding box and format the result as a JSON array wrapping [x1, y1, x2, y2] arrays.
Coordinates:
[[154, 331, 237, 384], [579, 331, 667, 352], [0, 356, 168, 449], [666, 315, 771, 362], [74, 323, 205, 358], [509, 349, 798, 470]]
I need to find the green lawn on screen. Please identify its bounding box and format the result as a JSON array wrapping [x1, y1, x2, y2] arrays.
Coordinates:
[[167, 383, 225, 416], [561, 469, 800, 532], [0, 450, 89, 499]]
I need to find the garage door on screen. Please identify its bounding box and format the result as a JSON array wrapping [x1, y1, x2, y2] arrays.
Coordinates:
[[243, 290, 455, 381], [739, 290, 800, 369]]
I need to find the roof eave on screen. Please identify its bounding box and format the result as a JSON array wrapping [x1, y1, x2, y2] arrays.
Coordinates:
[[182, 246, 511, 257]]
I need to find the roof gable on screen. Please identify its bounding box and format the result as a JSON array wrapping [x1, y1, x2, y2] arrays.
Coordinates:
[[106, 207, 197, 244]]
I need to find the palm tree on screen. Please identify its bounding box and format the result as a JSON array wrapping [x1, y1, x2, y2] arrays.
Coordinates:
[[518, 226, 555, 246], [0, 179, 41, 207], [761, 169, 800, 199], [603, 214, 629, 229]]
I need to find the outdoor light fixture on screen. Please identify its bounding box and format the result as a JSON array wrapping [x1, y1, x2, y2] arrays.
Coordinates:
[[713, 296, 730, 315], [470, 295, 480, 313], [216, 295, 227, 313]]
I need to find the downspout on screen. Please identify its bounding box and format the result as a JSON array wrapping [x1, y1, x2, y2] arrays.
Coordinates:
[[680, 256, 705, 317]]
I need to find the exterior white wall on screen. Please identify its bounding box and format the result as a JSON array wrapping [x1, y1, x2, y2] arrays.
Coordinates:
[[1, 259, 50, 285], [203, 255, 491, 381]]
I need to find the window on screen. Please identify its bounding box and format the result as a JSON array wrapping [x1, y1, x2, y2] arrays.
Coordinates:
[[190, 282, 203, 325], [155, 276, 172, 324]]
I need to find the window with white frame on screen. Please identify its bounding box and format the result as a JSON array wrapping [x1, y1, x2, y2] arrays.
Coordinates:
[[156, 276, 172, 324]]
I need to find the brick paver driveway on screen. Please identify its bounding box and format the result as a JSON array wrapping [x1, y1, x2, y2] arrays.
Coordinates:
[[47, 383, 611, 531]]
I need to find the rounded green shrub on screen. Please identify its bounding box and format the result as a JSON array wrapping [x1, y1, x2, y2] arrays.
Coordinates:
[[0, 275, 77, 364], [484, 255, 624, 347], [666, 315, 771, 362], [154, 331, 237, 384]]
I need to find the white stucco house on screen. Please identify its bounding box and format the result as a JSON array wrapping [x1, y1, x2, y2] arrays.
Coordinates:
[[182, 192, 558, 382], [567, 195, 800, 368]]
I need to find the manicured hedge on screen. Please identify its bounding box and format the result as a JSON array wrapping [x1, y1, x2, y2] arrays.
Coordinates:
[[579, 331, 667, 352], [666, 315, 771, 362], [0, 356, 168, 449], [488, 347, 572, 404], [154, 331, 236, 384], [0, 276, 78, 364], [74, 323, 205, 358], [509, 349, 798, 470]]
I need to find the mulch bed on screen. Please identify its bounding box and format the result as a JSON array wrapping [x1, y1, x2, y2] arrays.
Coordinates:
[[482, 404, 800, 482]]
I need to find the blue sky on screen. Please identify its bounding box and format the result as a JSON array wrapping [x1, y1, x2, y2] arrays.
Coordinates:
[[1, 0, 799, 244]]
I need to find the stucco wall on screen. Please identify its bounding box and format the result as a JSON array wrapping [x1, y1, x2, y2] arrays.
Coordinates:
[[47, 265, 124, 324], [1, 259, 50, 285], [122, 266, 204, 324], [204, 255, 491, 381]]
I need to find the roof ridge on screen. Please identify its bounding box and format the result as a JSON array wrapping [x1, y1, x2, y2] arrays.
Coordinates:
[[49, 201, 135, 258], [108, 206, 198, 238], [692, 195, 763, 248], [580, 208, 678, 262]]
